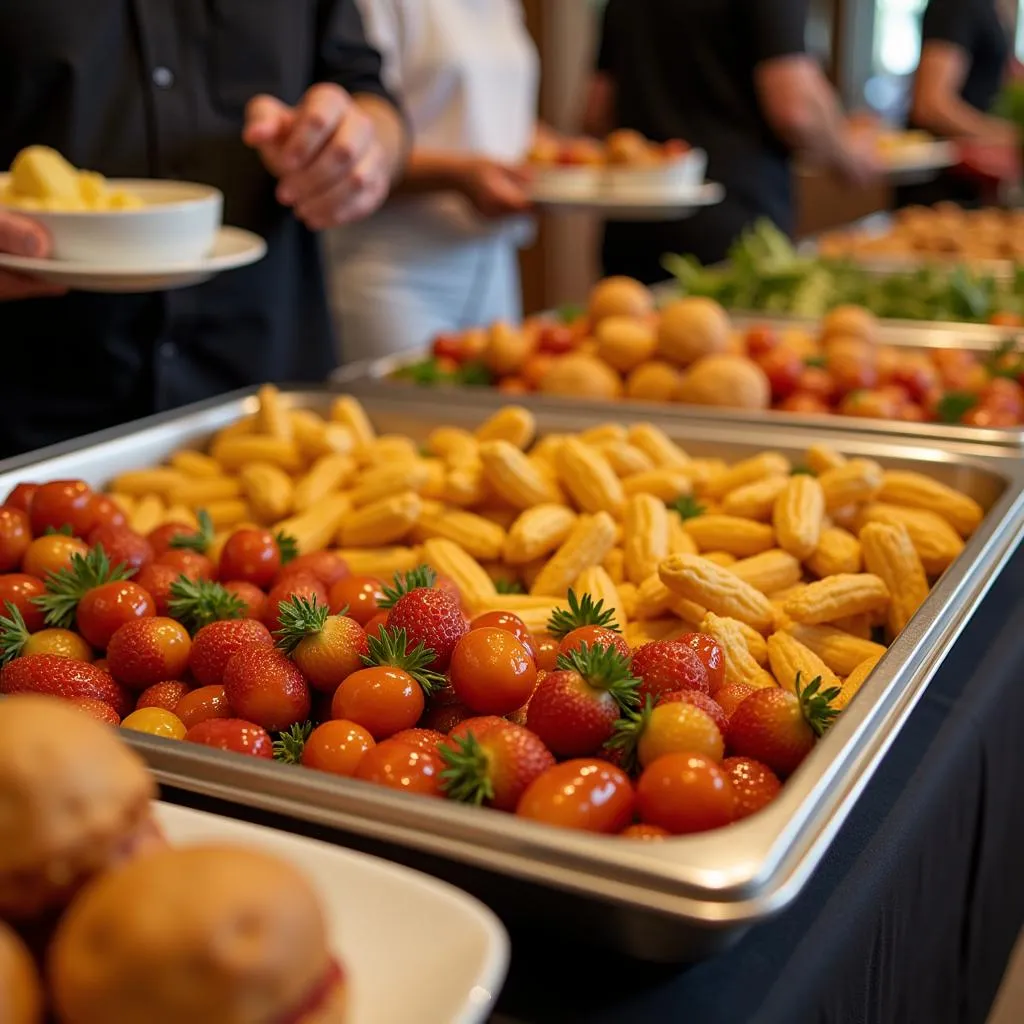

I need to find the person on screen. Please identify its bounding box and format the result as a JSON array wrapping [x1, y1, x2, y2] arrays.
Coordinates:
[[583, 0, 880, 284], [898, 0, 1017, 207], [326, 0, 539, 363], [0, 2, 407, 459]]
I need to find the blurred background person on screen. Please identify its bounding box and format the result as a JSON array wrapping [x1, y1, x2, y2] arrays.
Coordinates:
[[583, 0, 880, 284], [898, 0, 1018, 208], [327, 0, 540, 364]]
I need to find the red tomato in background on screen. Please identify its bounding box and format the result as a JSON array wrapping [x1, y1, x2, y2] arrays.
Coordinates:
[[744, 326, 779, 357], [355, 739, 445, 797], [779, 393, 831, 415], [328, 575, 384, 624], [980, 378, 1024, 418], [538, 324, 576, 355], [148, 521, 199, 557], [516, 759, 635, 833], [0, 573, 47, 631], [86, 495, 127, 530], [77, 581, 156, 650], [219, 528, 281, 589], [184, 718, 274, 758], [88, 525, 154, 573], [431, 333, 465, 363], [157, 549, 214, 582], [30, 480, 96, 537], [222, 580, 267, 619], [0, 508, 31, 572], [4, 483, 37, 516], [796, 366, 837, 402], [757, 347, 803, 400]]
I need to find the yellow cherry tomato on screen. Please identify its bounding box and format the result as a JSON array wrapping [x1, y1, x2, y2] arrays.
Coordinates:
[[637, 703, 724, 769], [120, 707, 187, 740], [23, 628, 93, 662]]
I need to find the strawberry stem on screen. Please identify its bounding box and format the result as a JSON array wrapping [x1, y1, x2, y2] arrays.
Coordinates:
[[554, 641, 641, 710], [276, 531, 299, 566], [439, 733, 495, 806], [272, 721, 313, 765], [796, 672, 841, 737], [274, 595, 330, 654], [604, 696, 654, 776], [547, 588, 620, 640], [169, 510, 214, 554], [167, 576, 246, 633], [378, 565, 437, 610], [669, 495, 705, 521], [35, 544, 135, 629], [361, 626, 444, 696], [0, 602, 31, 665]]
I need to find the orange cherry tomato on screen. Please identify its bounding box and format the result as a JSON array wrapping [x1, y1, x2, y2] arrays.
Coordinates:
[[363, 610, 389, 640], [29, 480, 95, 537], [0, 507, 31, 572], [449, 627, 537, 715], [533, 635, 559, 672], [516, 759, 635, 833], [619, 823, 670, 840], [174, 685, 232, 730], [157, 548, 214, 581], [87, 494, 127, 530], [498, 377, 530, 394], [0, 573, 47, 632], [218, 528, 281, 588], [328, 574, 384, 625], [389, 727, 446, 753], [221, 580, 267, 619], [638, 703, 724, 768], [106, 617, 192, 690], [121, 707, 187, 740], [23, 628, 94, 661], [636, 753, 736, 835], [4, 483, 37, 516], [22, 534, 89, 581], [302, 720, 375, 776], [331, 666, 424, 740], [277, 551, 350, 589], [557, 624, 630, 660], [355, 739, 444, 797], [76, 581, 156, 650], [469, 611, 536, 657]]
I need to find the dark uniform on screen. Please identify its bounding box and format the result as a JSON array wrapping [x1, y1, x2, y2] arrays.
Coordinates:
[[0, 1, 398, 458], [595, 0, 809, 284], [898, 0, 1010, 208]]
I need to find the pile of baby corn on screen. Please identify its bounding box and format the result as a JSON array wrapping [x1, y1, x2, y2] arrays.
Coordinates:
[[108, 386, 984, 711]]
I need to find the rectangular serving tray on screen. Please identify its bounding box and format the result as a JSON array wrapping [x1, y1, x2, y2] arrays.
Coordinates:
[[4, 388, 1022, 961]]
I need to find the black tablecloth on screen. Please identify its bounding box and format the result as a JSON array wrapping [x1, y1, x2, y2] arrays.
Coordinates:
[[493, 541, 1024, 1024]]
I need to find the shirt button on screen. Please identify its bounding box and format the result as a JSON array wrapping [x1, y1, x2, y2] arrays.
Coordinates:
[[160, 343, 178, 360], [152, 66, 175, 89]]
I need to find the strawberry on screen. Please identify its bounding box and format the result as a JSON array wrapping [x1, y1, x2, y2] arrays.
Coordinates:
[[441, 722, 555, 811], [390, 728, 447, 753], [189, 618, 274, 687], [722, 756, 782, 818], [167, 577, 247, 633], [1, 654, 132, 717], [135, 680, 193, 713], [262, 573, 328, 634], [381, 567, 466, 671], [68, 696, 122, 726], [657, 689, 728, 735], [547, 589, 628, 659], [274, 596, 368, 693], [726, 673, 839, 776], [87, 524, 154, 572], [631, 640, 709, 702], [106, 617, 192, 691], [222, 646, 311, 732], [526, 643, 640, 758], [676, 632, 726, 693]]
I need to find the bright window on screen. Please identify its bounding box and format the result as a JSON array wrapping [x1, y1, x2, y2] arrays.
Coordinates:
[[873, 0, 928, 77]]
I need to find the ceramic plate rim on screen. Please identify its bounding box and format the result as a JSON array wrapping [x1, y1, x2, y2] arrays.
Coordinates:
[[529, 180, 724, 209]]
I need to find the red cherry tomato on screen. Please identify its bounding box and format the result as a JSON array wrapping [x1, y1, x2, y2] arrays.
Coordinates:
[[431, 333, 465, 363], [636, 753, 736, 834], [0, 573, 47, 631], [86, 495, 127, 530], [29, 480, 96, 537], [469, 611, 536, 657], [0, 507, 31, 572], [88, 524, 154, 572], [157, 548, 214, 581], [184, 718, 274, 758], [276, 551, 350, 589], [219, 528, 281, 589], [147, 521, 198, 557], [757, 347, 803, 401], [4, 483, 37, 516], [355, 739, 445, 797], [222, 580, 267, 619], [516, 759, 635, 833], [449, 627, 537, 715], [76, 581, 156, 650], [674, 633, 726, 694], [538, 324, 576, 355], [533, 635, 559, 672], [302, 720, 375, 776], [796, 366, 837, 402], [133, 563, 180, 616], [175, 685, 232, 730], [778, 392, 831, 415], [328, 574, 384, 625], [744, 326, 779, 357], [262, 573, 328, 633]]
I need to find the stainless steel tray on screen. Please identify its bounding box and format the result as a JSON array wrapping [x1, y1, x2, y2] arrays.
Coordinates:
[[338, 313, 1024, 448], [4, 387, 1023, 961]]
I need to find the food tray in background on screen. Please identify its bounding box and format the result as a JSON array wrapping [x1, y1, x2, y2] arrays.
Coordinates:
[[338, 314, 1024, 449], [3, 387, 1023, 962]]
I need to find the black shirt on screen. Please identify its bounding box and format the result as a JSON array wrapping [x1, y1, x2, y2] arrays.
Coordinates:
[[596, 0, 808, 281], [0, 1, 397, 458]]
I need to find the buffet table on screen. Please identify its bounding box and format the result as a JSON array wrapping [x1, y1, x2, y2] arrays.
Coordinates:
[[493, 539, 1024, 1024]]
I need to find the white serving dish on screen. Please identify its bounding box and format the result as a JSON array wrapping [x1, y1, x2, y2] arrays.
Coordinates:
[[529, 164, 602, 198], [0, 175, 223, 264], [155, 802, 509, 1024], [602, 148, 708, 199]]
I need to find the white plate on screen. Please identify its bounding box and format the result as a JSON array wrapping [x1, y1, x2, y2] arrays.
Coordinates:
[[530, 181, 724, 220], [155, 803, 509, 1024], [0, 225, 266, 293]]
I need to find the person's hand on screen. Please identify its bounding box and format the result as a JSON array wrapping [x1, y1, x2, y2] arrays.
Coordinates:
[[243, 83, 394, 230], [458, 159, 533, 218], [838, 130, 883, 189], [0, 210, 67, 302]]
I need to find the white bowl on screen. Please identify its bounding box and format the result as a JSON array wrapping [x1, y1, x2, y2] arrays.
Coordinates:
[[529, 164, 602, 199], [0, 176, 223, 265], [601, 149, 708, 200]]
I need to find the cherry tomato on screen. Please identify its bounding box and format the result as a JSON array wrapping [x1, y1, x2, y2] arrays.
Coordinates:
[[431, 333, 465, 362], [0, 573, 47, 632], [355, 739, 444, 797], [157, 548, 214, 581], [147, 521, 200, 557], [963, 405, 1019, 428], [619, 823, 670, 840], [989, 311, 1023, 327], [675, 633, 725, 694], [133, 563, 180, 616], [87, 495, 127, 530], [449, 627, 537, 715], [637, 753, 736, 835], [722, 756, 782, 819], [638, 703, 725, 768], [331, 666, 425, 740], [218, 528, 281, 588], [838, 390, 901, 420], [263, 573, 329, 634], [796, 366, 837, 402], [522, 354, 554, 389], [0, 507, 31, 572], [363, 610, 389, 640], [469, 611, 536, 656], [22, 534, 89, 581], [498, 377, 530, 395], [887, 359, 940, 403], [744, 326, 779, 357], [533, 635, 559, 672], [174, 685, 232, 730], [778, 392, 831, 415], [757, 347, 803, 400], [827, 344, 877, 395], [328, 574, 384, 625], [276, 551, 350, 589], [222, 580, 267, 619], [29, 480, 96, 537], [537, 324, 576, 355], [88, 524, 154, 572], [135, 680, 192, 713], [714, 682, 756, 719], [4, 483, 37, 516], [302, 720, 375, 776], [389, 728, 447, 753], [23, 628, 94, 661], [981, 377, 1024, 418], [184, 718, 274, 758], [558, 625, 630, 660], [76, 581, 156, 650], [516, 759, 635, 833], [121, 707, 187, 740]]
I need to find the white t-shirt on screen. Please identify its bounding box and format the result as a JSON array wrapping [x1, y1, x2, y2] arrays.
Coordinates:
[[346, 0, 539, 239]]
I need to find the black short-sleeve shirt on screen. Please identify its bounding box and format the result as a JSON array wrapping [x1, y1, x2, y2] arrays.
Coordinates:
[[596, 0, 808, 279], [0, 0, 399, 458], [919, 0, 1009, 118]]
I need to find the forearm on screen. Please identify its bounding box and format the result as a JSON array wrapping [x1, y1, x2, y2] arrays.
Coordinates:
[[390, 150, 473, 197], [913, 95, 1015, 140], [779, 72, 852, 168], [354, 93, 409, 182]]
